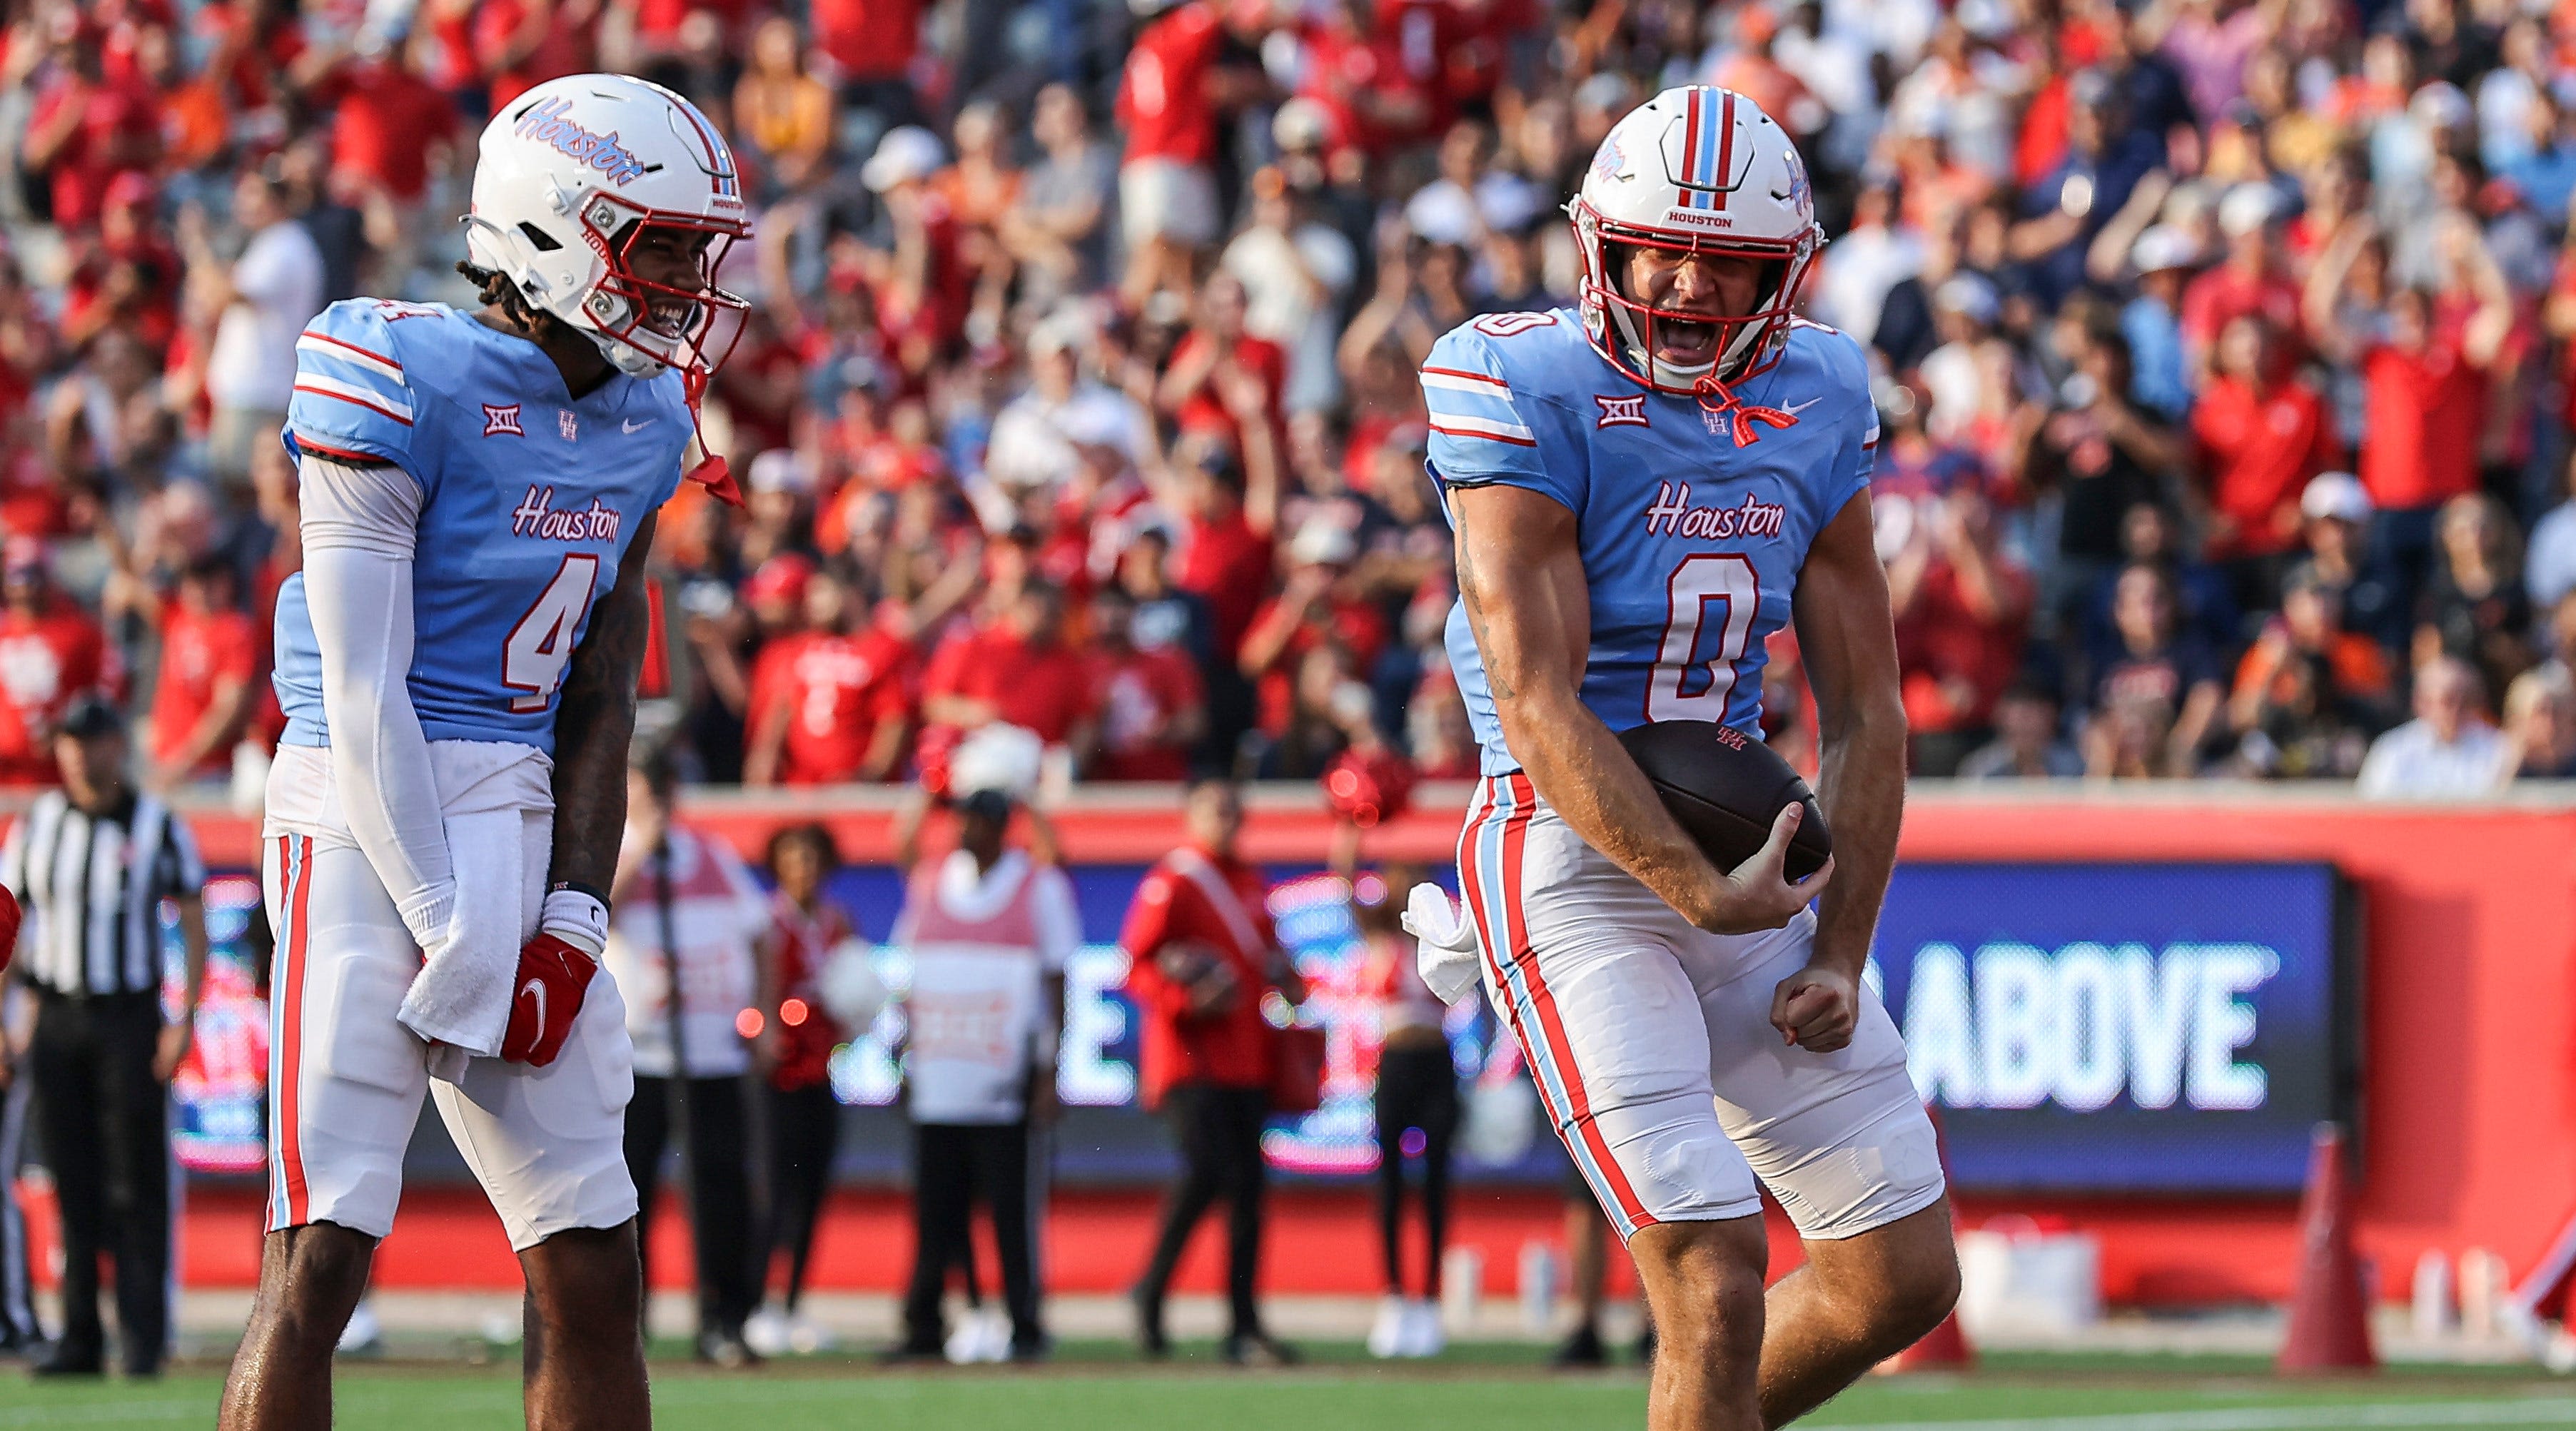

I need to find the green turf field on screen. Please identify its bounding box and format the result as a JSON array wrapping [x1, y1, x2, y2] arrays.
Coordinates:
[[6, 1349, 2572, 1430]]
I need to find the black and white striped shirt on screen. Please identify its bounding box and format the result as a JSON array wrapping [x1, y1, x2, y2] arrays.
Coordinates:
[[0, 791, 205, 997]]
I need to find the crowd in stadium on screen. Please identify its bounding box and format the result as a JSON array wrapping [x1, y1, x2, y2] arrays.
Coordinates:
[[5, 0, 2576, 794]]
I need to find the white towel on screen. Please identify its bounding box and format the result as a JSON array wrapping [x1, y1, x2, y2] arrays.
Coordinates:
[[397, 806, 530, 1080], [1401, 884, 1485, 1004]]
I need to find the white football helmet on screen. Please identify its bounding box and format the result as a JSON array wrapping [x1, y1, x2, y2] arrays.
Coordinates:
[[465, 74, 752, 380], [1570, 86, 1822, 398]]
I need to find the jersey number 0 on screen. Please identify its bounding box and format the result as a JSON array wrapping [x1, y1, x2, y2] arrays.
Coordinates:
[[1648, 554, 1759, 722], [504, 555, 600, 713]]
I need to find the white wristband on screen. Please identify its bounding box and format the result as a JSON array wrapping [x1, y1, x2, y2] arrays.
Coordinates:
[[540, 889, 610, 958]]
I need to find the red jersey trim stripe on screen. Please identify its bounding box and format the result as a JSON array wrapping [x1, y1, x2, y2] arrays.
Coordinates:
[[1429, 419, 1537, 447], [1420, 365, 1512, 394], [292, 383, 414, 427], [296, 330, 404, 382]]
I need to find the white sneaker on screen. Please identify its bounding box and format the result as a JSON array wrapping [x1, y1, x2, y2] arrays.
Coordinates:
[[944, 1311, 981, 1365], [1367, 1295, 1410, 1359], [1400, 1299, 1445, 1358], [945, 1307, 1011, 1365], [974, 1308, 1012, 1364], [742, 1305, 792, 1359], [337, 1299, 383, 1356], [787, 1312, 838, 1355]]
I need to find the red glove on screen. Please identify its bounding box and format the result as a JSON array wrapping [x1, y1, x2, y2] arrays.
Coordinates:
[[500, 934, 599, 1068], [0, 885, 18, 976]]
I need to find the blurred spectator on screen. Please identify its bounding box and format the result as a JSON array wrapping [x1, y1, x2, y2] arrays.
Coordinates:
[[1121, 779, 1307, 1365], [2527, 452, 2576, 613], [1117, 0, 1262, 303], [1957, 683, 2085, 780], [2180, 186, 2304, 383], [733, 18, 835, 196], [2231, 568, 2396, 737], [744, 568, 914, 786], [141, 554, 258, 787], [1001, 85, 1119, 305], [2290, 472, 2408, 649], [2305, 213, 2512, 607], [745, 824, 862, 1359], [1888, 487, 2031, 775], [1089, 585, 1207, 781], [888, 789, 1071, 1362], [188, 168, 324, 491], [919, 581, 1098, 769], [0, 542, 113, 786], [2358, 656, 2512, 797], [2190, 314, 2339, 587], [2413, 492, 2532, 700], [21, 22, 161, 236], [2500, 666, 2576, 780], [2082, 564, 2226, 779], [608, 754, 773, 1367], [984, 315, 1151, 497]]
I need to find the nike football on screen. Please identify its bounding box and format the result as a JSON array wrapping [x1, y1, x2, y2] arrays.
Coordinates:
[[1616, 720, 1832, 881]]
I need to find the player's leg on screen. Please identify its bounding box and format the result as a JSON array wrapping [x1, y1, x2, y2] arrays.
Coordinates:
[[96, 996, 173, 1373], [432, 811, 648, 1426], [1460, 782, 1769, 1426], [681, 1076, 757, 1352], [1628, 1217, 1771, 1430], [1132, 1083, 1227, 1350], [222, 836, 433, 1428], [898, 1123, 971, 1354], [220, 1225, 378, 1430], [1757, 1200, 1959, 1423], [1693, 924, 1957, 1426], [620, 1072, 671, 1332], [976, 1121, 1041, 1351], [1372, 1069, 1410, 1296]]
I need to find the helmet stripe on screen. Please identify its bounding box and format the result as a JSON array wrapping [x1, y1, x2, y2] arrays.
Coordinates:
[[1714, 91, 1737, 210], [1680, 89, 1702, 208], [668, 93, 740, 198]]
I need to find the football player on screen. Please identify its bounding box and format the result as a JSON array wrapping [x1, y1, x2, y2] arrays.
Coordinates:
[[218, 74, 750, 1428], [1427, 87, 1957, 1429]]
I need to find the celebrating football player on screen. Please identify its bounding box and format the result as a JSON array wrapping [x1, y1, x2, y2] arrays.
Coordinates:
[[1428, 87, 1958, 1429]]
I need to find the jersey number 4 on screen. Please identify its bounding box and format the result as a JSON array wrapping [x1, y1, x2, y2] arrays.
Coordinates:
[[1648, 555, 1759, 721], [504, 555, 600, 713]]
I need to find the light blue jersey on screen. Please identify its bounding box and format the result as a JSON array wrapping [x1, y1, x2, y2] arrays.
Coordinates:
[[275, 299, 692, 754], [1426, 309, 1877, 775]]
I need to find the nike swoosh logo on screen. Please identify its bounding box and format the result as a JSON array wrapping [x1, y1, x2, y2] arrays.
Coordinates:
[[622, 418, 650, 433], [521, 977, 547, 1032], [1781, 397, 1824, 418]]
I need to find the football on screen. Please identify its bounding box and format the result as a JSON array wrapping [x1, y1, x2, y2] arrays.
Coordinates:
[[1616, 721, 1833, 881]]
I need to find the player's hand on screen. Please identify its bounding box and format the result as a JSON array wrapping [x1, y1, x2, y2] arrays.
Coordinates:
[[1694, 804, 1832, 935], [153, 1018, 196, 1083], [1769, 962, 1859, 1053], [501, 934, 600, 1068]]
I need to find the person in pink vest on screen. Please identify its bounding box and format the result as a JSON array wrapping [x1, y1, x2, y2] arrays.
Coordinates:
[[885, 787, 1075, 1362]]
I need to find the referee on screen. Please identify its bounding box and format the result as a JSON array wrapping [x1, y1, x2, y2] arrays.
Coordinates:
[[1, 696, 207, 1379]]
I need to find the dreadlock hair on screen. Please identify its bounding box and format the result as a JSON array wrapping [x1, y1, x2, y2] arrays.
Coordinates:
[[456, 259, 556, 337]]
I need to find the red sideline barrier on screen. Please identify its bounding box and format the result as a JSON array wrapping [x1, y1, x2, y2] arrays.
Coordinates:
[[108, 784, 2576, 1307]]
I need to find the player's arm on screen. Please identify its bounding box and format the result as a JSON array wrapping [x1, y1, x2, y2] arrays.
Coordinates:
[[299, 455, 461, 956], [547, 510, 658, 896], [1781, 490, 1909, 1053], [497, 511, 660, 1068], [1449, 482, 1821, 935]]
